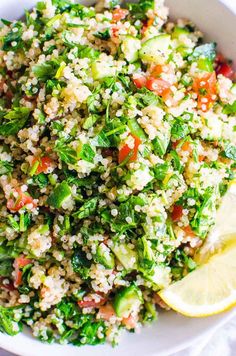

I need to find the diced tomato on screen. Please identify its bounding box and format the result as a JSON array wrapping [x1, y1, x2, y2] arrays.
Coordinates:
[[192, 72, 217, 112], [215, 53, 225, 64], [111, 25, 120, 37], [172, 140, 180, 149], [146, 77, 171, 96], [171, 205, 183, 222], [15, 256, 32, 268], [7, 188, 36, 212], [181, 141, 192, 152], [118, 134, 141, 164], [122, 314, 136, 329], [112, 8, 129, 22], [132, 75, 147, 89], [183, 225, 195, 237], [172, 140, 191, 152], [150, 64, 173, 78], [14, 256, 32, 287], [32, 156, 53, 175], [99, 304, 116, 320], [198, 154, 205, 162], [78, 294, 107, 308], [141, 18, 154, 36], [216, 62, 234, 79]]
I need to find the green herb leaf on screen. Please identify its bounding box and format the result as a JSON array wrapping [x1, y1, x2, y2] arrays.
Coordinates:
[[73, 197, 98, 220], [79, 144, 95, 163], [153, 162, 169, 181], [0, 259, 13, 277], [78, 45, 100, 59], [31, 173, 48, 188], [136, 87, 160, 108], [0, 160, 13, 176], [83, 114, 99, 130], [223, 100, 236, 115], [33, 61, 59, 81], [94, 29, 111, 40], [0, 107, 31, 136], [96, 131, 110, 147], [71, 248, 91, 279], [54, 141, 78, 165], [2, 22, 23, 51], [0, 306, 22, 336], [222, 143, 236, 161], [171, 120, 189, 139]]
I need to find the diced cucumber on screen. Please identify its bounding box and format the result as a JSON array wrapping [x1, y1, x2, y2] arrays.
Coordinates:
[[172, 26, 189, 39], [91, 60, 116, 80], [47, 181, 71, 208], [128, 118, 147, 140], [231, 83, 236, 95], [113, 285, 143, 318], [121, 36, 141, 63], [143, 301, 157, 322], [143, 265, 171, 290], [139, 35, 171, 64], [197, 58, 213, 72], [176, 45, 192, 59], [96, 243, 115, 269], [111, 243, 138, 270], [38, 224, 49, 234]]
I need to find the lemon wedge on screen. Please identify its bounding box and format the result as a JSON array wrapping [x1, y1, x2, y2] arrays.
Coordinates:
[[159, 241, 236, 317], [159, 182, 236, 317]]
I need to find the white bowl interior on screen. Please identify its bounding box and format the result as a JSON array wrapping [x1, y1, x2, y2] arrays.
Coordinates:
[[0, 0, 236, 355]]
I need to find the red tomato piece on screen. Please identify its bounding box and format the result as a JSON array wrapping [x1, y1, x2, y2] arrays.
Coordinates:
[[132, 75, 147, 89], [118, 134, 141, 164], [216, 62, 234, 79], [112, 8, 129, 22], [215, 53, 225, 64], [15, 256, 32, 268], [181, 141, 192, 152], [141, 18, 154, 36], [192, 72, 217, 112], [32, 156, 53, 175], [171, 205, 183, 222], [111, 25, 120, 37], [198, 154, 205, 162], [99, 304, 116, 321], [150, 64, 173, 78], [122, 315, 136, 329], [7, 188, 36, 212], [146, 77, 171, 96], [172, 140, 180, 149], [14, 256, 32, 287], [183, 225, 195, 237], [78, 294, 107, 308]]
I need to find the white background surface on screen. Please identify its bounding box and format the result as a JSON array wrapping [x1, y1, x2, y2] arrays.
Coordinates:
[[0, 0, 236, 356]]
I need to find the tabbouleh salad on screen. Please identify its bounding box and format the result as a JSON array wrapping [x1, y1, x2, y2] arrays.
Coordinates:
[[0, 0, 236, 347]]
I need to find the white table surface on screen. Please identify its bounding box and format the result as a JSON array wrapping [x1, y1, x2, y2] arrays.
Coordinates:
[[0, 0, 236, 356]]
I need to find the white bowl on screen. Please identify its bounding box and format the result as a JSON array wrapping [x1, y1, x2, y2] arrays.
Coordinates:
[[0, 1, 236, 355]]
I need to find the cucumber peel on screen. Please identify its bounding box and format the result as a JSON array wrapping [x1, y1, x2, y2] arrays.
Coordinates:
[[139, 35, 171, 64], [113, 285, 143, 318]]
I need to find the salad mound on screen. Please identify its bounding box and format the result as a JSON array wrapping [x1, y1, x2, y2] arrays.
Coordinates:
[[0, 0, 235, 347]]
